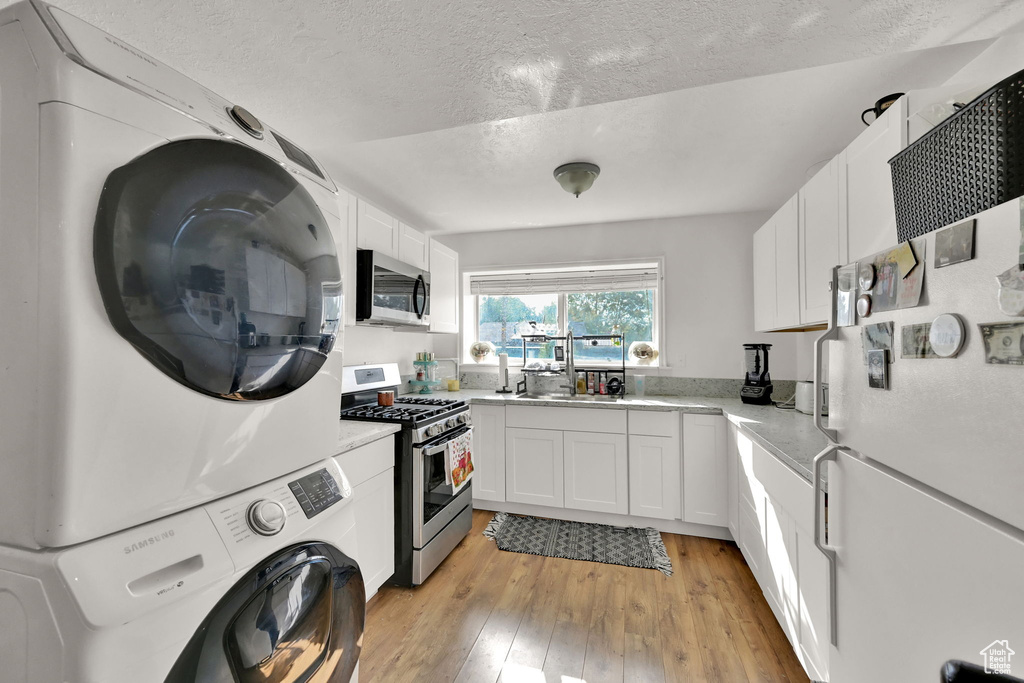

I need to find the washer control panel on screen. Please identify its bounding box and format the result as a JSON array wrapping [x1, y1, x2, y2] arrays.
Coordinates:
[[288, 468, 345, 519], [246, 499, 287, 535]]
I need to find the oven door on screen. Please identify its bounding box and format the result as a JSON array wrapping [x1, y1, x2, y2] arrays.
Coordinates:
[[413, 425, 473, 547], [355, 251, 430, 326]]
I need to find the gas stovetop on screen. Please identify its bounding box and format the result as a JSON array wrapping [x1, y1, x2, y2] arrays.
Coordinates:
[[340, 397, 466, 425]]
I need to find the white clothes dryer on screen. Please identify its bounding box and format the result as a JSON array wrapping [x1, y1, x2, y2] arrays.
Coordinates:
[[0, 457, 364, 683], [0, 0, 347, 549]]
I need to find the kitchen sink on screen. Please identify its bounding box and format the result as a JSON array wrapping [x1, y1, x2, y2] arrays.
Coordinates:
[[519, 393, 624, 402]]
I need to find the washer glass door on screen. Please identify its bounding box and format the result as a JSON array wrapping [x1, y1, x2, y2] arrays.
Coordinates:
[[165, 542, 364, 682], [94, 139, 342, 401]]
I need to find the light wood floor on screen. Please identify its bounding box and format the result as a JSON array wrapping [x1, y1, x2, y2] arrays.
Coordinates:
[[361, 510, 809, 683]]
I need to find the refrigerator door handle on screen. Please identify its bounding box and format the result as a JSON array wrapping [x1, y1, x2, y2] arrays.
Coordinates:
[[813, 443, 842, 647], [814, 266, 840, 442]]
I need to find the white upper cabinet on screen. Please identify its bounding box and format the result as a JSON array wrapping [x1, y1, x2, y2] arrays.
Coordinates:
[[753, 221, 777, 333], [753, 195, 799, 332], [774, 195, 800, 330], [841, 96, 907, 263], [429, 239, 459, 334], [340, 189, 357, 327], [356, 199, 399, 257], [398, 222, 429, 271], [799, 156, 845, 326]]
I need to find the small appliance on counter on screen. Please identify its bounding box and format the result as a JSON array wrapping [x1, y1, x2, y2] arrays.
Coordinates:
[[740, 343, 773, 404], [794, 380, 828, 415]]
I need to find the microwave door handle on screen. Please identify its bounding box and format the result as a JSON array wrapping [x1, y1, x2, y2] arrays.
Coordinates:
[[413, 275, 425, 319]]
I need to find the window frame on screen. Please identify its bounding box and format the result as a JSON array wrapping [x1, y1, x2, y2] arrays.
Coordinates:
[[461, 258, 665, 369]]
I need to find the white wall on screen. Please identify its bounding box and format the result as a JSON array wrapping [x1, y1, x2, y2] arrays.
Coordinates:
[[434, 213, 802, 380], [342, 326, 435, 376], [944, 31, 1024, 87]]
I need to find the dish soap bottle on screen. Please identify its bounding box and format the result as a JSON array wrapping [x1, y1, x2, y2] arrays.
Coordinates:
[[611, 324, 622, 346]]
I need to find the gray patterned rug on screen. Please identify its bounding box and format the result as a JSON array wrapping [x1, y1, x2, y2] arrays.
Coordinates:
[[483, 512, 673, 576]]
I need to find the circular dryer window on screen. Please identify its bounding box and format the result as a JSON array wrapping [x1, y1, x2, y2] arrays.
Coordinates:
[[94, 139, 342, 401]]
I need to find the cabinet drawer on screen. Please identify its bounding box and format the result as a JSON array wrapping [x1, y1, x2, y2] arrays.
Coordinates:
[[752, 442, 814, 532], [334, 435, 395, 488], [506, 405, 626, 434], [627, 410, 679, 438]]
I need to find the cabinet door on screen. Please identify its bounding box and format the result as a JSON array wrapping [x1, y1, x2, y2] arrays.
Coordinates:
[[752, 221, 776, 332], [428, 239, 459, 334], [353, 468, 395, 600], [563, 431, 628, 514], [795, 524, 830, 681], [765, 497, 799, 647], [398, 222, 429, 270], [356, 199, 398, 256], [682, 414, 728, 526], [726, 422, 739, 538], [774, 195, 801, 329], [505, 427, 564, 507], [842, 96, 907, 263], [628, 434, 680, 520], [341, 189, 358, 327], [471, 404, 506, 503], [799, 156, 843, 326]]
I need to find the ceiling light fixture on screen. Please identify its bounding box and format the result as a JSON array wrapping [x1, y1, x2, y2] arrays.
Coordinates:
[[553, 162, 600, 197]]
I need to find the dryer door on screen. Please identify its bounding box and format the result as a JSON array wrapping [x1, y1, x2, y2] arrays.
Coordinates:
[[165, 542, 364, 682], [94, 139, 342, 401]]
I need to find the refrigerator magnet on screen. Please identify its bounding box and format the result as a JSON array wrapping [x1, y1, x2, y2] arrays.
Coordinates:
[[929, 314, 965, 358], [933, 218, 975, 268], [858, 262, 876, 290], [856, 293, 872, 318], [867, 349, 889, 389]]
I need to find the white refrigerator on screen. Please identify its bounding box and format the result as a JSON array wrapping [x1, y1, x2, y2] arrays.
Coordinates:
[[812, 198, 1024, 682]]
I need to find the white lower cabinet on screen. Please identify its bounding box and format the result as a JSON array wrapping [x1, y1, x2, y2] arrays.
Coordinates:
[[728, 426, 830, 681], [351, 468, 395, 600], [628, 435, 680, 520], [795, 523, 830, 681], [470, 404, 506, 503], [334, 436, 395, 601], [505, 427, 564, 507], [563, 431, 628, 514], [682, 414, 728, 526]]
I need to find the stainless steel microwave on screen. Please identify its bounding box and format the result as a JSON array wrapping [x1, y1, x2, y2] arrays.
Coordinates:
[[355, 250, 430, 327]]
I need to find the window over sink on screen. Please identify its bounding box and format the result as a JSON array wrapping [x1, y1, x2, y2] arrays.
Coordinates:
[[464, 262, 661, 367]]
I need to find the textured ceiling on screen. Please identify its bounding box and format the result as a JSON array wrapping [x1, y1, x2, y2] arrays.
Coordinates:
[[9, 0, 1024, 231]]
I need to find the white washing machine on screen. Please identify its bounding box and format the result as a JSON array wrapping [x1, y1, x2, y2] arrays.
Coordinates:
[[0, 457, 364, 682], [0, 0, 347, 550]]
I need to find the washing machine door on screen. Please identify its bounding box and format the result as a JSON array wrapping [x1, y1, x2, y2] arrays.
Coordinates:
[[165, 542, 364, 683], [94, 139, 342, 401]]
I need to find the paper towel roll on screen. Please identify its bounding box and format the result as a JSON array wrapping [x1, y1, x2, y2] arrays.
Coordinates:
[[498, 353, 508, 387]]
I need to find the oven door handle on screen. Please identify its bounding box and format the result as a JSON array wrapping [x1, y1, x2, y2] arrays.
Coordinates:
[[419, 426, 472, 456]]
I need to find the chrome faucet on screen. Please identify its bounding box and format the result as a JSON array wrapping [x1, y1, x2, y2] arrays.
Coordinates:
[[565, 330, 576, 396]]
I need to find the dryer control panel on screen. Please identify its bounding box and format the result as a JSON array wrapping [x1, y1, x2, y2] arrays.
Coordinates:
[[206, 459, 353, 570]]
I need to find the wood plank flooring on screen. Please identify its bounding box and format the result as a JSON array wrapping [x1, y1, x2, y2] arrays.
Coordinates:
[[360, 510, 809, 683]]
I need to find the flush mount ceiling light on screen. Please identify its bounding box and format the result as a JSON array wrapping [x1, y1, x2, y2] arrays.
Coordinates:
[[553, 162, 600, 197]]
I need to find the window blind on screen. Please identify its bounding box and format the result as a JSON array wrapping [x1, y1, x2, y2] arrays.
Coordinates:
[[469, 265, 659, 296]]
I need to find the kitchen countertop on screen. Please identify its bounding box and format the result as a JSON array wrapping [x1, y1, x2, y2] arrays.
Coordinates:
[[438, 389, 829, 483], [337, 420, 401, 454]]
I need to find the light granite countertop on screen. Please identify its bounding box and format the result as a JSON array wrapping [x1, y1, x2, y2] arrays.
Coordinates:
[[337, 420, 401, 454], [440, 389, 829, 482]]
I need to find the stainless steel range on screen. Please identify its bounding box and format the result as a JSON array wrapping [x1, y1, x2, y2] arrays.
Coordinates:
[[339, 364, 472, 586]]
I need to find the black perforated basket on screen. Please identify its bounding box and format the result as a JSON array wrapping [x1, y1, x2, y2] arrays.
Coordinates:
[[889, 69, 1024, 243]]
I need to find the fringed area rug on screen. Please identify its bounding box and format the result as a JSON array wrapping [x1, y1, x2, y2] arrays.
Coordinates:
[[483, 512, 673, 576]]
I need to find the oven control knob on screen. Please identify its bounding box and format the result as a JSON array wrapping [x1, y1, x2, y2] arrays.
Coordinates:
[[247, 499, 286, 536], [446, 418, 458, 429], [457, 413, 469, 425], [427, 424, 441, 437]]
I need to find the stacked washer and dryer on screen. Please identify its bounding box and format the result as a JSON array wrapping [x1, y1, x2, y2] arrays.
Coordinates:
[[0, 1, 365, 681]]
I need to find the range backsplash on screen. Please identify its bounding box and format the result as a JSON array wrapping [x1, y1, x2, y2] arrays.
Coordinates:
[[453, 370, 796, 400]]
